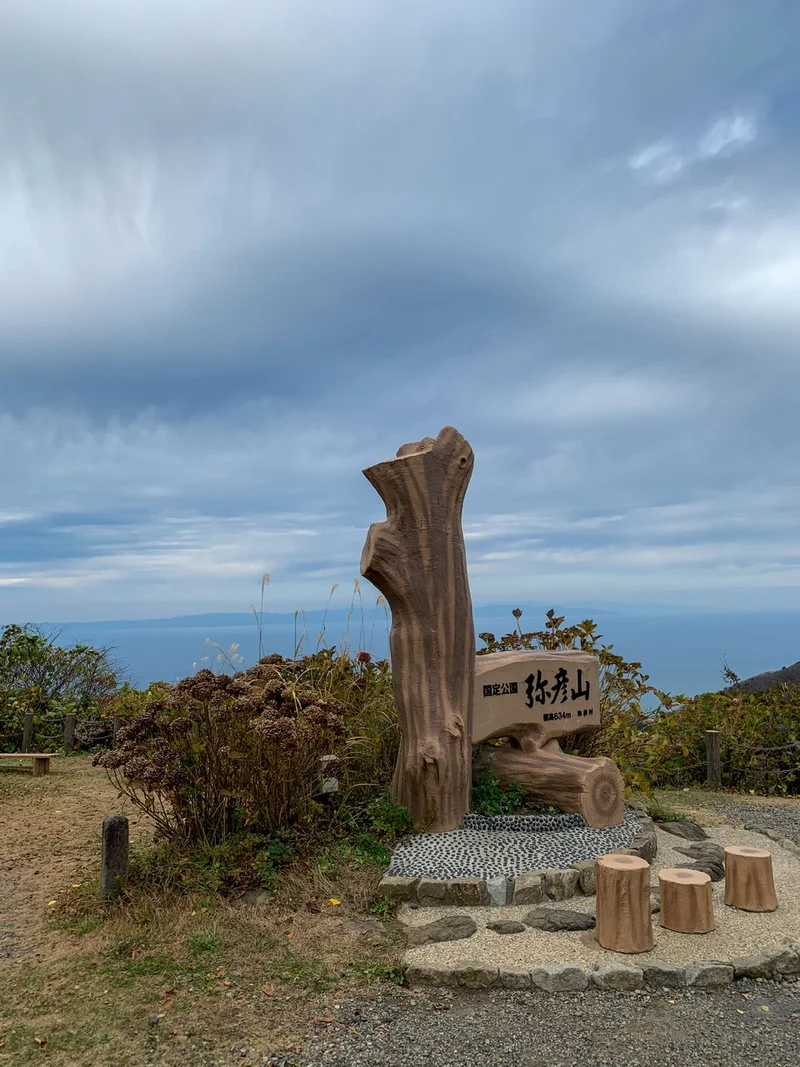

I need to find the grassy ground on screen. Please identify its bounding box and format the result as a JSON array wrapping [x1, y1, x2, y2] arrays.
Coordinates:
[[0, 756, 405, 1067]]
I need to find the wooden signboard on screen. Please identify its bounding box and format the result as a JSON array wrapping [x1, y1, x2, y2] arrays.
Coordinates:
[[472, 650, 625, 828]]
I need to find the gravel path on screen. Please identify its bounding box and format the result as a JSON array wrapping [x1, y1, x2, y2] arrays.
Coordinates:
[[287, 980, 800, 1067], [682, 794, 800, 841]]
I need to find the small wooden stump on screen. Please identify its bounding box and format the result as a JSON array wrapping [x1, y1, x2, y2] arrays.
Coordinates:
[[595, 854, 654, 953], [32, 757, 50, 776], [659, 868, 715, 933], [724, 846, 777, 912]]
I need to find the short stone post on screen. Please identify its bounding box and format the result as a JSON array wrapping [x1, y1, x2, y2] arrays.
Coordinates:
[[21, 713, 34, 753], [706, 730, 721, 788], [64, 714, 76, 753], [101, 815, 130, 899]]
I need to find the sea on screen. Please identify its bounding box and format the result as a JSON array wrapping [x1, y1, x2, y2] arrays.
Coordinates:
[[18, 604, 800, 699]]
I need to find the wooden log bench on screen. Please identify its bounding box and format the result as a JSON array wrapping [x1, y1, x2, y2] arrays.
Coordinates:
[[724, 846, 777, 912], [0, 753, 56, 776], [658, 867, 715, 933], [472, 650, 625, 827], [595, 853, 654, 952]]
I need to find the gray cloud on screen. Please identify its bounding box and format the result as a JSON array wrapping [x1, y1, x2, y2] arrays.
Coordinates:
[[1, 0, 799, 622]]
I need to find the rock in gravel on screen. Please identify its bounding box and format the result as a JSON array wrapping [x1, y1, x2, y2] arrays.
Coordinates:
[[487, 920, 527, 935], [685, 961, 734, 988], [731, 954, 776, 979], [531, 964, 588, 992], [416, 879, 447, 906], [378, 875, 419, 902], [677, 859, 726, 882], [499, 966, 533, 990], [486, 875, 510, 906], [655, 820, 709, 841], [544, 868, 580, 900], [445, 877, 487, 906], [675, 842, 725, 863], [512, 871, 544, 905], [455, 962, 499, 989], [590, 961, 643, 991], [343, 918, 396, 946], [764, 942, 800, 975], [523, 906, 595, 932], [641, 959, 686, 988], [404, 915, 477, 946], [650, 886, 661, 914], [405, 961, 456, 987], [572, 859, 596, 895]]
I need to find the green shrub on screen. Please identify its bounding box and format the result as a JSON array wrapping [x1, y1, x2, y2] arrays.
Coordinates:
[[0, 623, 120, 751], [645, 682, 800, 794], [471, 760, 527, 815]]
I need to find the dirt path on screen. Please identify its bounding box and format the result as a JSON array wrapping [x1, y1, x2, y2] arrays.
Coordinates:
[[0, 755, 146, 961]]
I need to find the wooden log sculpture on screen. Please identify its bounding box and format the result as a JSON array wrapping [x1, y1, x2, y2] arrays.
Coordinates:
[[595, 854, 654, 953], [658, 868, 715, 933], [360, 427, 475, 832], [472, 650, 625, 828], [724, 846, 778, 912]]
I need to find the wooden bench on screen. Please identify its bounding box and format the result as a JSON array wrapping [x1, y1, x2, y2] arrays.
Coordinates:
[[0, 753, 56, 776]]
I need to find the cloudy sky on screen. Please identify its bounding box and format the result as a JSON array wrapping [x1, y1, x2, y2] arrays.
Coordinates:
[[1, 0, 799, 623]]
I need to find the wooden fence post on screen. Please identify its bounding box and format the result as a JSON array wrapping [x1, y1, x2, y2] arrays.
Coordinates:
[[64, 714, 76, 753], [706, 729, 721, 788], [112, 715, 121, 745], [21, 713, 34, 753]]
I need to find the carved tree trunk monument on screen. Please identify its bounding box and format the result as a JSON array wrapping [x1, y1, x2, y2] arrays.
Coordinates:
[[360, 427, 475, 832], [472, 650, 625, 827]]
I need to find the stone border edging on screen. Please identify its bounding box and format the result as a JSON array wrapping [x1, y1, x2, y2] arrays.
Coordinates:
[[379, 815, 658, 908], [403, 821, 800, 991], [405, 937, 800, 990]]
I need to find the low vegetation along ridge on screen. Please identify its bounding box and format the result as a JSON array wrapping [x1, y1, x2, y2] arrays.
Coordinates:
[[0, 590, 798, 1063]]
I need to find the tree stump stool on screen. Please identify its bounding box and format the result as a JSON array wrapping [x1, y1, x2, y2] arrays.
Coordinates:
[[658, 868, 715, 933], [724, 846, 777, 912], [595, 854, 654, 953]]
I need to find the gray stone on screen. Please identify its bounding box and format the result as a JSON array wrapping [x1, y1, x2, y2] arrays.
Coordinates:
[[416, 879, 447, 906], [455, 962, 499, 989], [778, 836, 796, 852], [487, 920, 527, 935], [232, 888, 271, 908], [531, 964, 588, 992], [343, 918, 396, 946], [499, 966, 532, 990], [590, 962, 644, 991], [677, 860, 725, 883], [378, 875, 419, 903], [405, 915, 478, 947], [629, 831, 658, 864], [675, 842, 725, 863], [764, 943, 800, 975], [731, 954, 775, 980], [512, 872, 545, 906], [523, 906, 595, 932], [485, 875, 511, 907], [650, 886, 661, 914], [100, 814, 129, 898], [405, 962, 456, 987], [656, 821, 709, 841], [572, 860, 596, 895], [544, 868, 580, 901], [685, 961, 734, 989], [641, 960, 686, 988], [445, 878, 487, 907], [761, 828, 783, 842]]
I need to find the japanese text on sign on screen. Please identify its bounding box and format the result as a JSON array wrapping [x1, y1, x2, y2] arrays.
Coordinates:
[[482, 681, 519, 698], [525, 667, 591, 708]]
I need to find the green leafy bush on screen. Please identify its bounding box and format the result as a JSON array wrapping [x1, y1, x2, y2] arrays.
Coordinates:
[[471, 760, 527, 815], [0, 623, 120, 751], [645, 682, 800, 794]]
